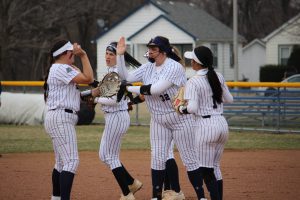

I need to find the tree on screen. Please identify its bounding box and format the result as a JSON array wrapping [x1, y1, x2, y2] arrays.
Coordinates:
[[0, 0, 145, 81]]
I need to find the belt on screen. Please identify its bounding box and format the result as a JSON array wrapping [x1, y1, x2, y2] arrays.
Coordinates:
[[51, 109, 78, 114], [104, 110, 127, 114], [201, 114, 223, 118], [64, 109, 78, 114]]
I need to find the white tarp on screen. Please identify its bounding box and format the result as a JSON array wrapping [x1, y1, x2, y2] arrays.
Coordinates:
[[0, 92, 46, 125]]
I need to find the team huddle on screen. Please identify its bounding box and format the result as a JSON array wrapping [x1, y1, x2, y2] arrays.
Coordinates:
[[43, 35, 233, 200]]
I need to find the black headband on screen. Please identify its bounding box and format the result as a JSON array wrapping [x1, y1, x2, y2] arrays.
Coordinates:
[[106, 44, 116, 54]]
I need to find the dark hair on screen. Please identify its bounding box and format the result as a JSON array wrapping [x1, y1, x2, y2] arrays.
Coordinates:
[[194, 46, 223, 105], [43, 40, 69, 102], [106, 41, 141, 68], [169, 45, 182, 63]]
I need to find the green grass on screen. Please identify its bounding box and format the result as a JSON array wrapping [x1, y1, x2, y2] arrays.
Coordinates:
[[0, 124, 300, 153]]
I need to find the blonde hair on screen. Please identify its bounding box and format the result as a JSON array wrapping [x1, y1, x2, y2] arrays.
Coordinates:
[[171, 45, 185, 68]]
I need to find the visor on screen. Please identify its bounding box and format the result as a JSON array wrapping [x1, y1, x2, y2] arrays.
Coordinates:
[[53, 41, 73, 57], [184, 50, 203, 65]]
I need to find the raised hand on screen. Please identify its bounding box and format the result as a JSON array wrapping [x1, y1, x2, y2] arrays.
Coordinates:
[[73, 43, 86, 57], [117, 36, 126, 55]]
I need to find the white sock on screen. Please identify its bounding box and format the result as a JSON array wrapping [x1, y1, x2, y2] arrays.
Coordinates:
[[51, 196, 61, 200]]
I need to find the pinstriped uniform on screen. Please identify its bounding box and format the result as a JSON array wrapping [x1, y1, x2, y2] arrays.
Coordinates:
[[44, 63, 80, 173], [184, 69, 229, 180], [131, 58, 199, 171], [167, 140, 175, 159], [98, 66, 130, 169]]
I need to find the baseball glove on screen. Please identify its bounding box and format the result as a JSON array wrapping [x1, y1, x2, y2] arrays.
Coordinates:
[[172, 87, 186, 114], [98, 72, 121, 97]]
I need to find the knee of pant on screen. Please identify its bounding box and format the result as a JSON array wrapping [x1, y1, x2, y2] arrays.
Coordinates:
[[151, 158, 166, 170], [213, 166, 222, 180], [203, 168, 217, 183], [99, 154, 116, 168], [99, 152, 110, 164], [63, 159, 79, 173]]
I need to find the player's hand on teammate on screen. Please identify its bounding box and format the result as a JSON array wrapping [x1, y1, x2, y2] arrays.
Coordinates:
[[73, 43, 86, 57], [117, 37, 126, 55], [117, 81, 132, 102]]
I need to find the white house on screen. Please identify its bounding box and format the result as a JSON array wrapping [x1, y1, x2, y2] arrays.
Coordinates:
[[242, 12, 300, 82], [263, 13, 300, 66], [95, 0, 245, 81], [241, 39, 266, 82]]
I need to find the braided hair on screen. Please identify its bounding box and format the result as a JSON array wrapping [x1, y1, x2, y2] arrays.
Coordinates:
[[43, 40, 69, 102]]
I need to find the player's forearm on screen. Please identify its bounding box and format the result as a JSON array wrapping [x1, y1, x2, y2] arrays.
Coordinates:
[[179, 100, 197, 114], [127, 80, 173, 95], [222, 84, 233, 103], [80, 54, 94, 83], [80, 88, 100, 98], [94, 96, 117, 106], [117, 55, 128, 81]]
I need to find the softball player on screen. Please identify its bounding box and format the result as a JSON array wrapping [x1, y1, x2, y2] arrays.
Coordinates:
[[44, 40, 94, 200], [179, 46, 233, 200], [95, 42, 142, 200], [117, 36, 208, 200], [142, 49, 183, 198]]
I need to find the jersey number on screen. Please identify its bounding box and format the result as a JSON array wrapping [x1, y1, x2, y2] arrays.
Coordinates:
[[160, 94, 170, 102]]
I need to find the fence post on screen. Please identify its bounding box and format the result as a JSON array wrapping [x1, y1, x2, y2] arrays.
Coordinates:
[[276, 87, 280, 133]]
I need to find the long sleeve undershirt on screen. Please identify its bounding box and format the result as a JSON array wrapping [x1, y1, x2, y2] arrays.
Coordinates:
[[127, 79, 173, 95], [94, 96, 117, 106]]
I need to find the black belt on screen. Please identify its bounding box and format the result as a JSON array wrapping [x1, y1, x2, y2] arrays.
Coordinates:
[[201, 114, 223, 118], [104, 110, 127, 114], [64, 109, 78, 114], [51, 109, 78, 114]]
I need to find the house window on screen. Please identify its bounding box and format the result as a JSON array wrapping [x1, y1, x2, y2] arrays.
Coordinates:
[[173, 44, 193, 67], [211, 43, 218, 68], [230, 44, 234, 68], [278, 45, 292, 65]]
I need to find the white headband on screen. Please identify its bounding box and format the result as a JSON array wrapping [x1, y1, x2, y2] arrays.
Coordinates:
[[52, 41, 73, 57]]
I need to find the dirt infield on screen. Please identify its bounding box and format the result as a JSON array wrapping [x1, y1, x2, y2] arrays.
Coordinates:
[[0, 150, 300, 200]]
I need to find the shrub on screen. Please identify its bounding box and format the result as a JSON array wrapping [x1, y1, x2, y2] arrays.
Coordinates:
[[259, 65, 287, 82]]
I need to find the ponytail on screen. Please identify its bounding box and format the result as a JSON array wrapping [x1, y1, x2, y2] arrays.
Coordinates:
[[207, 68, 223, 105], [124, 52, 142, 68]]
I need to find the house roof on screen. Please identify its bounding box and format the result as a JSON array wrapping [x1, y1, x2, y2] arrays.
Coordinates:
[[262, 12, 300, 42], [95, 0, 245, 42], [127, 14, 198, 41], [242, 39, 265, 51], [151, 0, 244, 42]]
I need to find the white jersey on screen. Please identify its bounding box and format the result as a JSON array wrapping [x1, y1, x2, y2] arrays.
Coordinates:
[[46, 63, 80, 111], [131, 58, 186, 115], [184, 69, 229, 117], [184, 68, 232, 180], [99, 66, 128, 113]]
